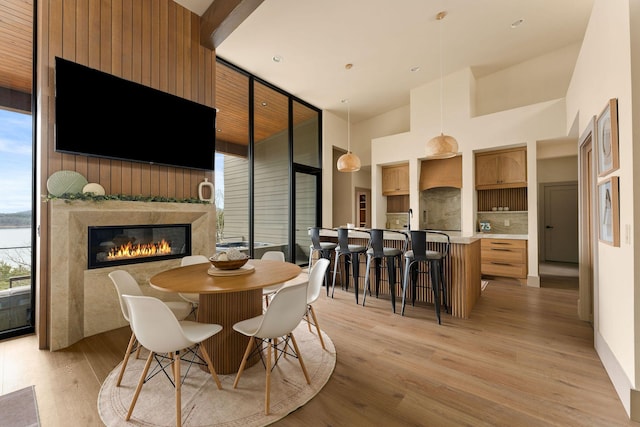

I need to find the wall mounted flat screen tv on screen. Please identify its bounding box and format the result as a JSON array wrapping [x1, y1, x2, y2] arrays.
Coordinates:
[[54, 57, 215, 170]]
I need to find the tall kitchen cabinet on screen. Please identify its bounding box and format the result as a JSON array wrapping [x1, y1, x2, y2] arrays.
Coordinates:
[[476, 146, 528, 283]]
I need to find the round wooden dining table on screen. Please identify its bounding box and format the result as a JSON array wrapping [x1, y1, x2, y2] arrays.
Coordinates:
[[149, 259, 302, 374]]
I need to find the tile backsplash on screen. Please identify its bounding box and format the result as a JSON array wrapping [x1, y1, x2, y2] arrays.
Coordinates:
[[476, 211, 527, 234], [420, 187, 461, 231], [386, 213, 409, 230]]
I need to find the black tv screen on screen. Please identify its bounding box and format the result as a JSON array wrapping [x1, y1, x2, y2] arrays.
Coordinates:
[[54, 57, 215, 170]]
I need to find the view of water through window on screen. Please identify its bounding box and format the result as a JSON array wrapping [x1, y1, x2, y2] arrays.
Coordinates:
[[0, 108, 33, 333]]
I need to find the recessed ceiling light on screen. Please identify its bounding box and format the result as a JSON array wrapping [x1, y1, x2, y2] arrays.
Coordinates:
[[511, 18, 524, 28], [261, 101, 268, 107], [410, 66, 420, 72], [272, 55, 282, 63]]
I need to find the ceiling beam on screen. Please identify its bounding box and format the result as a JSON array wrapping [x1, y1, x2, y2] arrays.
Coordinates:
[[200, 0, 264, 50]]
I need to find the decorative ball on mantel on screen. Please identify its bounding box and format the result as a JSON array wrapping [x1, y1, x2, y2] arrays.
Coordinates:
[[82, 182, 106, 196]]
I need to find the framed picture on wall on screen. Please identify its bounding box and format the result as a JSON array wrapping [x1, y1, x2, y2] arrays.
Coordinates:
[[598, 176, 619, 246], [596, 98, 619, 176]]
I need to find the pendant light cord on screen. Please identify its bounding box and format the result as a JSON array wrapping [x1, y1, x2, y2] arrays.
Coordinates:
[[438, 12, 444, 135], [347, 100, 351, 152]]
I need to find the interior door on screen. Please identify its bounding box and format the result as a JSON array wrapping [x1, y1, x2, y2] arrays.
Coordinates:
[[543, 183, 578, 263], [578, 126, 595, 324]]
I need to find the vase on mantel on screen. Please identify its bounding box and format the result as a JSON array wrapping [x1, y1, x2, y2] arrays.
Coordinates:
[[198, 178, 214, 203]]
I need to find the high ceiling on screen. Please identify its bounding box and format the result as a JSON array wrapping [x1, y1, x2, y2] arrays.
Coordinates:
[[1, 0, 596, 125], [192, 0, 595, 123]]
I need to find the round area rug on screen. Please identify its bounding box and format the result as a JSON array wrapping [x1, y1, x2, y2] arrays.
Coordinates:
[[98, 322, 336, 426]]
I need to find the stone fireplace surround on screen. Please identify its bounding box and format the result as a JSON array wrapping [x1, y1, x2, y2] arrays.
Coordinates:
[[49, 200, 216, 351]]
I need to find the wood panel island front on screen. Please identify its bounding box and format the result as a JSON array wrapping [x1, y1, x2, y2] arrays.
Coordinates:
[[318, 229, 481, 319]]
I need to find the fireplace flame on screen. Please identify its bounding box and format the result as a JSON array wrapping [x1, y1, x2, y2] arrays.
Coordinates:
[[106, 239, 172, 260]]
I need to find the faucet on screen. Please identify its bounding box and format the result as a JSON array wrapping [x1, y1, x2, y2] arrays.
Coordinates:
[[407, 208, 413, 231]]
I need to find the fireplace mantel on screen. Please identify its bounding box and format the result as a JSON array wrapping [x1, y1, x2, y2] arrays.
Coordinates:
[[49, 200, 216, 350]]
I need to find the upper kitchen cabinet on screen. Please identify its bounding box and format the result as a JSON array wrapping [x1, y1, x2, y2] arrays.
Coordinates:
[[475, 147, 527, 189], [420, 156, 462, 191], [382, 163, 409, 195]]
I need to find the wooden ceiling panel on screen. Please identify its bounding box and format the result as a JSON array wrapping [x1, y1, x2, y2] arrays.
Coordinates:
[[0, 0, 33, 94], [215, 61, 319, 148]]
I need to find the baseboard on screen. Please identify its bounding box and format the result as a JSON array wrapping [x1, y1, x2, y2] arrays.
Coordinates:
[[527, 275, 540, 287], [595, 328, 635, 420]]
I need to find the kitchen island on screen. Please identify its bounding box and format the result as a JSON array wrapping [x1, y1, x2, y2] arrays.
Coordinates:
[[319, 229, 481, 319]]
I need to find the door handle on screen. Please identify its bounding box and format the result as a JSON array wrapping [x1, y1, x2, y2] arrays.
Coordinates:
[[546, 225, 554, 229]]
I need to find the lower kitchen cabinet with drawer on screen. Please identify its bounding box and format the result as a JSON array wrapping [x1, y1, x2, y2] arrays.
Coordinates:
[[481, 238, 527, 282]]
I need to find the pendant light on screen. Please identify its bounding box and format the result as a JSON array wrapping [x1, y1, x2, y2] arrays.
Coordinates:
[[425, 10, 459, 159], [336, 97, 361, 172]]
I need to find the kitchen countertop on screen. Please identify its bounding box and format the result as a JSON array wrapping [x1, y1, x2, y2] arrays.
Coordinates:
[[474, 233, 528, 240]]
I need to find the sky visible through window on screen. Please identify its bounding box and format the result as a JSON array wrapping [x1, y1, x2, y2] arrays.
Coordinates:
[[0, 109, 32, 214]]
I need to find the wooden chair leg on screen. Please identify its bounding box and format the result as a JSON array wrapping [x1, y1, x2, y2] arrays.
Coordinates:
[[126, 351, 154, 421], [233, 337, 254, 388], [265, 339, 272, 415], [306, 307, 313, 332], [289, 333, 311, 384], [174, 352, 182, 427], [308, 305, 326, 350], [117, 331, 137, 386], [198, 344, 222, 389]]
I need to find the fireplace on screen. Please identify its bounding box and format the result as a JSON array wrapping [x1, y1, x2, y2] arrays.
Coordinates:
[[88, 224, 191, 269]]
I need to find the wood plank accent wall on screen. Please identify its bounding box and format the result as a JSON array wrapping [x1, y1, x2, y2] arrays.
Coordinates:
[[37, 0, 217, 348]]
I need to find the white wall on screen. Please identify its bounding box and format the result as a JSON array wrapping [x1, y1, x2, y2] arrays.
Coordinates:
[[565, 0, 637, 416], [537, 156, 578, 183], [475, 43, 581, 116], [371, 68, 567, 284]]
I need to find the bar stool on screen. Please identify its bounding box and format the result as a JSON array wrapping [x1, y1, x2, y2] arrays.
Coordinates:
[[308, 227, 338, 295], [362, 229, 408, 313], [331, 227, 369, 304], [401, 230, 450, 324]]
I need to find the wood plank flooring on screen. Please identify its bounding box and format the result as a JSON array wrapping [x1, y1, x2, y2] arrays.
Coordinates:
[[0, 276, 637, 426]]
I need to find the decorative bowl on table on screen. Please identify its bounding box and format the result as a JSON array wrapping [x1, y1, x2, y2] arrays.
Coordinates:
[[209, 250, 250, 270]]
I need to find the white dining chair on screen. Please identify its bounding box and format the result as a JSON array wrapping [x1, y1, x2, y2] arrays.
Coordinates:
[[122, 294, 223, 427], [260, 250, 286, 307], [179, 254, 210, 318], [232, 281, 311, 415], [304, 258, 330, 350], [108, 270, 192, 387]]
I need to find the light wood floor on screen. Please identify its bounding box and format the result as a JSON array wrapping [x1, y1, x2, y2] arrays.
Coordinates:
[[1, 276, 638, 426]]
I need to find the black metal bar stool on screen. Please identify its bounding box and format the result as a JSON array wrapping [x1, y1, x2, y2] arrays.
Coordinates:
[[331, 227, 368, 304], [362, 229, 408, 313], [308, 227, 338, 296], [401, 230, 450, 324]]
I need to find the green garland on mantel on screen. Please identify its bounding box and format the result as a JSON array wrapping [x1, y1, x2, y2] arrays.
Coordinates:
[[45, 192, 211, 204]]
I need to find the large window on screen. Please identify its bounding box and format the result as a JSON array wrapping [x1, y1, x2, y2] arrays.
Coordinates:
[[215, 58, 322, 264], [0, 108, 34, 337]]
